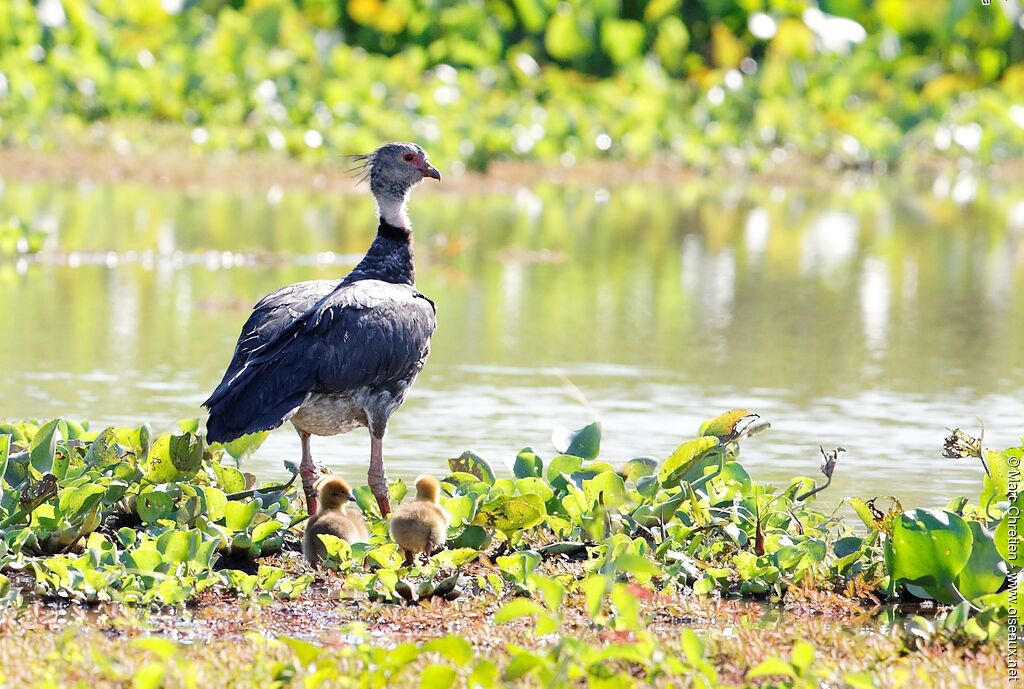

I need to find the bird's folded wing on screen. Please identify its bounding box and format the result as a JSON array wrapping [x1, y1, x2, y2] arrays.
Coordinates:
[[203, 279, 338, 409], [204, 280, 436, 438]]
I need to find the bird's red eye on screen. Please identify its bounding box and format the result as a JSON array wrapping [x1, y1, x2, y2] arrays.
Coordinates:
[[403, 153, 415, 161]]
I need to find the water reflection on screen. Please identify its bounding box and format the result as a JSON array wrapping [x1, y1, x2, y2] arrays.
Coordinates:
[[1, 177, 1022, 509]]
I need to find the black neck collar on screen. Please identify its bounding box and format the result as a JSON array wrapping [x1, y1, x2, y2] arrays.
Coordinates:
[[378, 218, 412, 242]]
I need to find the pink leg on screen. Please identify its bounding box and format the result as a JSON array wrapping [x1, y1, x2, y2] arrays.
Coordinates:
[[368, 433, 391, 515], [297, 430, 320, 515]]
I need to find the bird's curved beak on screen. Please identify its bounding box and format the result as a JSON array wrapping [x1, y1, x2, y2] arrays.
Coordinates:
[[420, 163, 441, 181], [343, 492, 357, 503]]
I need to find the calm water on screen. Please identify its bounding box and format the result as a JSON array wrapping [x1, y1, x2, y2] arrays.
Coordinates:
[[3, 175, 1023, 509]]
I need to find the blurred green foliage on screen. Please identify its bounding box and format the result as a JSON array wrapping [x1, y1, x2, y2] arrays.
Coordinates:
[[0, 0, 1021, 168]]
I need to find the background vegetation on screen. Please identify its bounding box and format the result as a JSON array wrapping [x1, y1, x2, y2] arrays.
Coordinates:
[[1, 0, 1022, 169]]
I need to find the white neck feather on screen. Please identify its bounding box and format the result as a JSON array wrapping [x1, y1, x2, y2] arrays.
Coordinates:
[[377, 193, 410, 229]]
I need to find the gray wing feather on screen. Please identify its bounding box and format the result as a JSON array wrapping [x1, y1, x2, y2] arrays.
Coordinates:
[[204, 280, 337, 403], [204, 279, 435, 442]]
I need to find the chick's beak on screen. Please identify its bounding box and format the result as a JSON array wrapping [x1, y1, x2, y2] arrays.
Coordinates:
[[344, 492, 357, 503], [420, 163, 441, 181]]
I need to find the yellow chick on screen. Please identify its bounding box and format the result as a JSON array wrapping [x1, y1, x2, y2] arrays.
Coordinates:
[[389, 475, 450, 566], [302, 476, 369, 566]]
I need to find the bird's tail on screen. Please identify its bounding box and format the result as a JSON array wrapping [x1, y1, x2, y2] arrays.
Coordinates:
[[204, 382, 306, 444]]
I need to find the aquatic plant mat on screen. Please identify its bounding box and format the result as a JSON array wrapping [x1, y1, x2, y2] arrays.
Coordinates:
[[0, 412, 1014, 687]]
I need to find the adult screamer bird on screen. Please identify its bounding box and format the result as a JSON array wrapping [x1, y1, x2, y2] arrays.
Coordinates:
[[203, 142, 440, 516]]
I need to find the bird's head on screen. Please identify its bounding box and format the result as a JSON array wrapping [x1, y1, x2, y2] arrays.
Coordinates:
[[414, 474, 442, 503], [352, 142, 440, 228], [354, 142, 440, 198], [316, 475, 357, 511]]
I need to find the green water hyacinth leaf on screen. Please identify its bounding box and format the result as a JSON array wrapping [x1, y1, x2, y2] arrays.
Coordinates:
[[955, 521, 1006, 601], [613, 553, 661, 584], [620, 456, 657, 482], [529, 574, 565, 612], [448, 450, 495, 484], [157, 529, 199, 564], [29, 419, 61, 475], [636, 475, 659, 499], [353, 484, 380, 518], [51, 444, 71, 481], [513, 448, 543, 478], [317, 534, 351, 562], [552, 421, 601, 460], [570, 461, 616, 483], [367, 544, 403, 569], [443, 494, 479, 528], [545, 454, 583, 484], [631, 491, 686, 527], [699, 410, 765, 442], [514, 477, 554, 502], [583, 471, 626, 508], [143, 436, 179, 483], [658, 436, 719, 486], [451, 524, 490, 549], [885, 509, 973, 592], [490, 479, 516, 497], [169, 433, 203, 475], [62, 420, 87, 440], [496, 550, 541, 584], [202, 487, 228, 522], [718, 461, 752, 491], [222, 431, 269, 461], [224, 500, 258, 530], [282, 636, 323, 665], [390, 478, 409, 505], [995, 493, 1022, 566], [848, 497, 882, 532], [127, 547, 164, 573], [83, 428, 124, 467], [251, 520, 281, 544], [211, 463, 246, 493], [980, 447, 1020, 509], [136, 488, 175, 524], [560, 480, 590, 522], [59, 484, 106, 517], [0, 424, 27, 443], [431, 548, 479, 567], [476, 495, 545, 533], [2, 451, 27, 490], [442, 472, 489, 495]]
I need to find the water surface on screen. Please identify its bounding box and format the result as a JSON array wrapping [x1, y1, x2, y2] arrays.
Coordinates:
[[3, 175, 1022, 509]]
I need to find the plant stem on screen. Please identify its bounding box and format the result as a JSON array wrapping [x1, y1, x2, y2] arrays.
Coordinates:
[[796, 474, 832, 502]]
